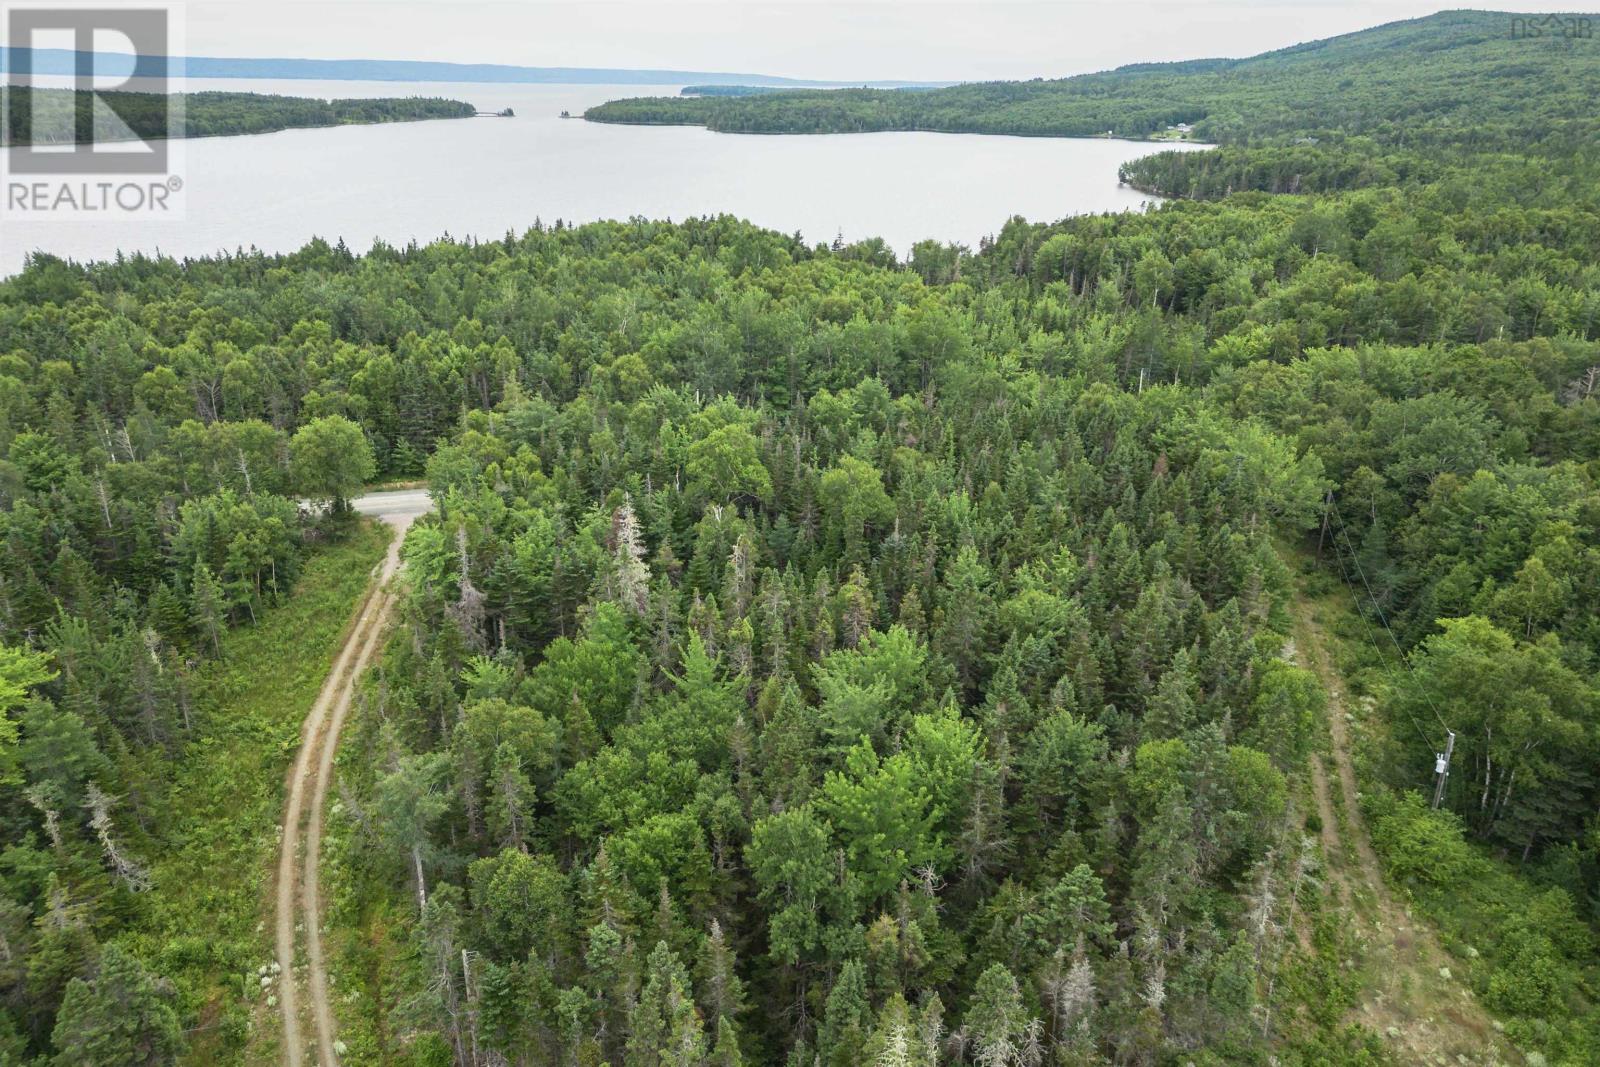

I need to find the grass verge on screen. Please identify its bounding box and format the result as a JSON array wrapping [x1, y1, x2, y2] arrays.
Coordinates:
[[320, 627, 432, 1066], [120, 523, 390, 1065], [1290, 548, 1597, 1065]]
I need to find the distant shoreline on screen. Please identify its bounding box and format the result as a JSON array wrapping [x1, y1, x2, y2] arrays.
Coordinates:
[[0, 47, 951, 90], [584, 113, 1211, 148], [0, 87, 477, 146]]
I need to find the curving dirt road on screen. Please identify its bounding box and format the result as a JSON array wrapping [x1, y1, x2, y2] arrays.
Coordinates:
[[276, 491, 429, 1067]]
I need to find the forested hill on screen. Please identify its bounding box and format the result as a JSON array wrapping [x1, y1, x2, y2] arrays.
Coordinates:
[[0, 88, 476, 145], [585, 10, 1600, 151]]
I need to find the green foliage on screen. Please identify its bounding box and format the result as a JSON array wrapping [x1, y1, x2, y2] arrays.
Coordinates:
[[0, 645, 54, 715], [818, 456, 894, 557], [1393, 617, 1595, 851], [747, 808, 835, 965], [137, 527, 386, 1055], [1367, 791, 1477, 888], [0, 644, 55, 770], [1, 86, 476, 144], [628, 941, 706, 1067], [818, 739, 945, 906], [9, 21, 1600, 1050], [50, 944, 180, 1067], [290, 414, 377, 509], [685, 422, 772, 506], [468, 849, 570, 964], [1246, 658, 1323, 771]]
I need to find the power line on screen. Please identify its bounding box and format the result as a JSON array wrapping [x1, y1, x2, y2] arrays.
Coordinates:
[[1325, 531, 1437, 749], [1321, 491, 1460, 807], [1323, 493, 1457, 738], [1318, 496, 1444, 754]]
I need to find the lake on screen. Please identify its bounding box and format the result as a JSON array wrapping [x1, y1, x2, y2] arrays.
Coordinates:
[[0, 80, 1205, 275]]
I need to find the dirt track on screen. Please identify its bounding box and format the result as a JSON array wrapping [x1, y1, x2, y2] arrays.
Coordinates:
[[275, 494, 425, 1067], [1291, 593, 1516, 1065]]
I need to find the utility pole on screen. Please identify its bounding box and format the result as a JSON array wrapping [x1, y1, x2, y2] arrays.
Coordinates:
[[1317, 490, 1333, 558], [1431, 730, 1456, 810]]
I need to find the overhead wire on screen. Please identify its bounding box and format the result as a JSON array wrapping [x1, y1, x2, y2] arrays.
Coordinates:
[[1316, 493, 1459, 771]]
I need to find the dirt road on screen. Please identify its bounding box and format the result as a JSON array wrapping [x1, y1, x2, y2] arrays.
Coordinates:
[[1290, 591, 1515, 1065], [276, 491, 429, 1067]]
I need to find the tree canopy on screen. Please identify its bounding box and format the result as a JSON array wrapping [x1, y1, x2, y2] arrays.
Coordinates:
[[4, 10, 1600, 1062]]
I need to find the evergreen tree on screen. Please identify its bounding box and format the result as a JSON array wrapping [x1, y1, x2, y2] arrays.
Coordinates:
[[50, 944, 180, 1067], [627, 941, 707, 1067]]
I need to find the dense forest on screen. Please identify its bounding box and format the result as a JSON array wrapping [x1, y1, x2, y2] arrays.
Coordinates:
[[3, 8, 1600, 1067], [586, 10, 1600, 153], [0, 88, 476, 145], [679, 86, 788, 98]]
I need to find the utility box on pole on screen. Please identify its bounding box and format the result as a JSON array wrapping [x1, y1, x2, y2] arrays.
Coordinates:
[[1432, 730, 1456, 809]]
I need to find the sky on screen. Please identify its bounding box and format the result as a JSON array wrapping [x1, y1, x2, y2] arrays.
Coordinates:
[[171, 1, 1563, 83]]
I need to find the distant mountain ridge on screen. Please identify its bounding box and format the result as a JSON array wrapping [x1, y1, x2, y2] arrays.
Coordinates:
[[584, 9, 1600, 150], [0, 47, 950, 88]]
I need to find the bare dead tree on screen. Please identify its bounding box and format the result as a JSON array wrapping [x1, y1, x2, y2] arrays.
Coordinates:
[[448, 525, 488, 650], [609, 498, 652, 618], [84, 783, 151, 892], [24, 787, 62, 851], [1561, 365, 1600, 406]]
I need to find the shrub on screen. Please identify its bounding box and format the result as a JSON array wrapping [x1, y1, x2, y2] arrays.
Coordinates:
[[1484, 931, 1569, 1018], [1367, 790, 1477, 887]]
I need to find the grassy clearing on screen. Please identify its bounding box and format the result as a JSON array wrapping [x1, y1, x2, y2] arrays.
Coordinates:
[[1287, 549, 1600, 1064], [1364, 790, 1600, 1061], [120, 523, 389, 1065], [1276, 547, 1521, 1065]]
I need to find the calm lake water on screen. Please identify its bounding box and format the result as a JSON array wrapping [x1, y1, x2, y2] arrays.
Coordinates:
[[0, 80, 1204, 275]]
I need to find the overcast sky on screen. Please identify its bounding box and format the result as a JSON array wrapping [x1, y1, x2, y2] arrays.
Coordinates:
[[182, 1, 1561, 82]]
